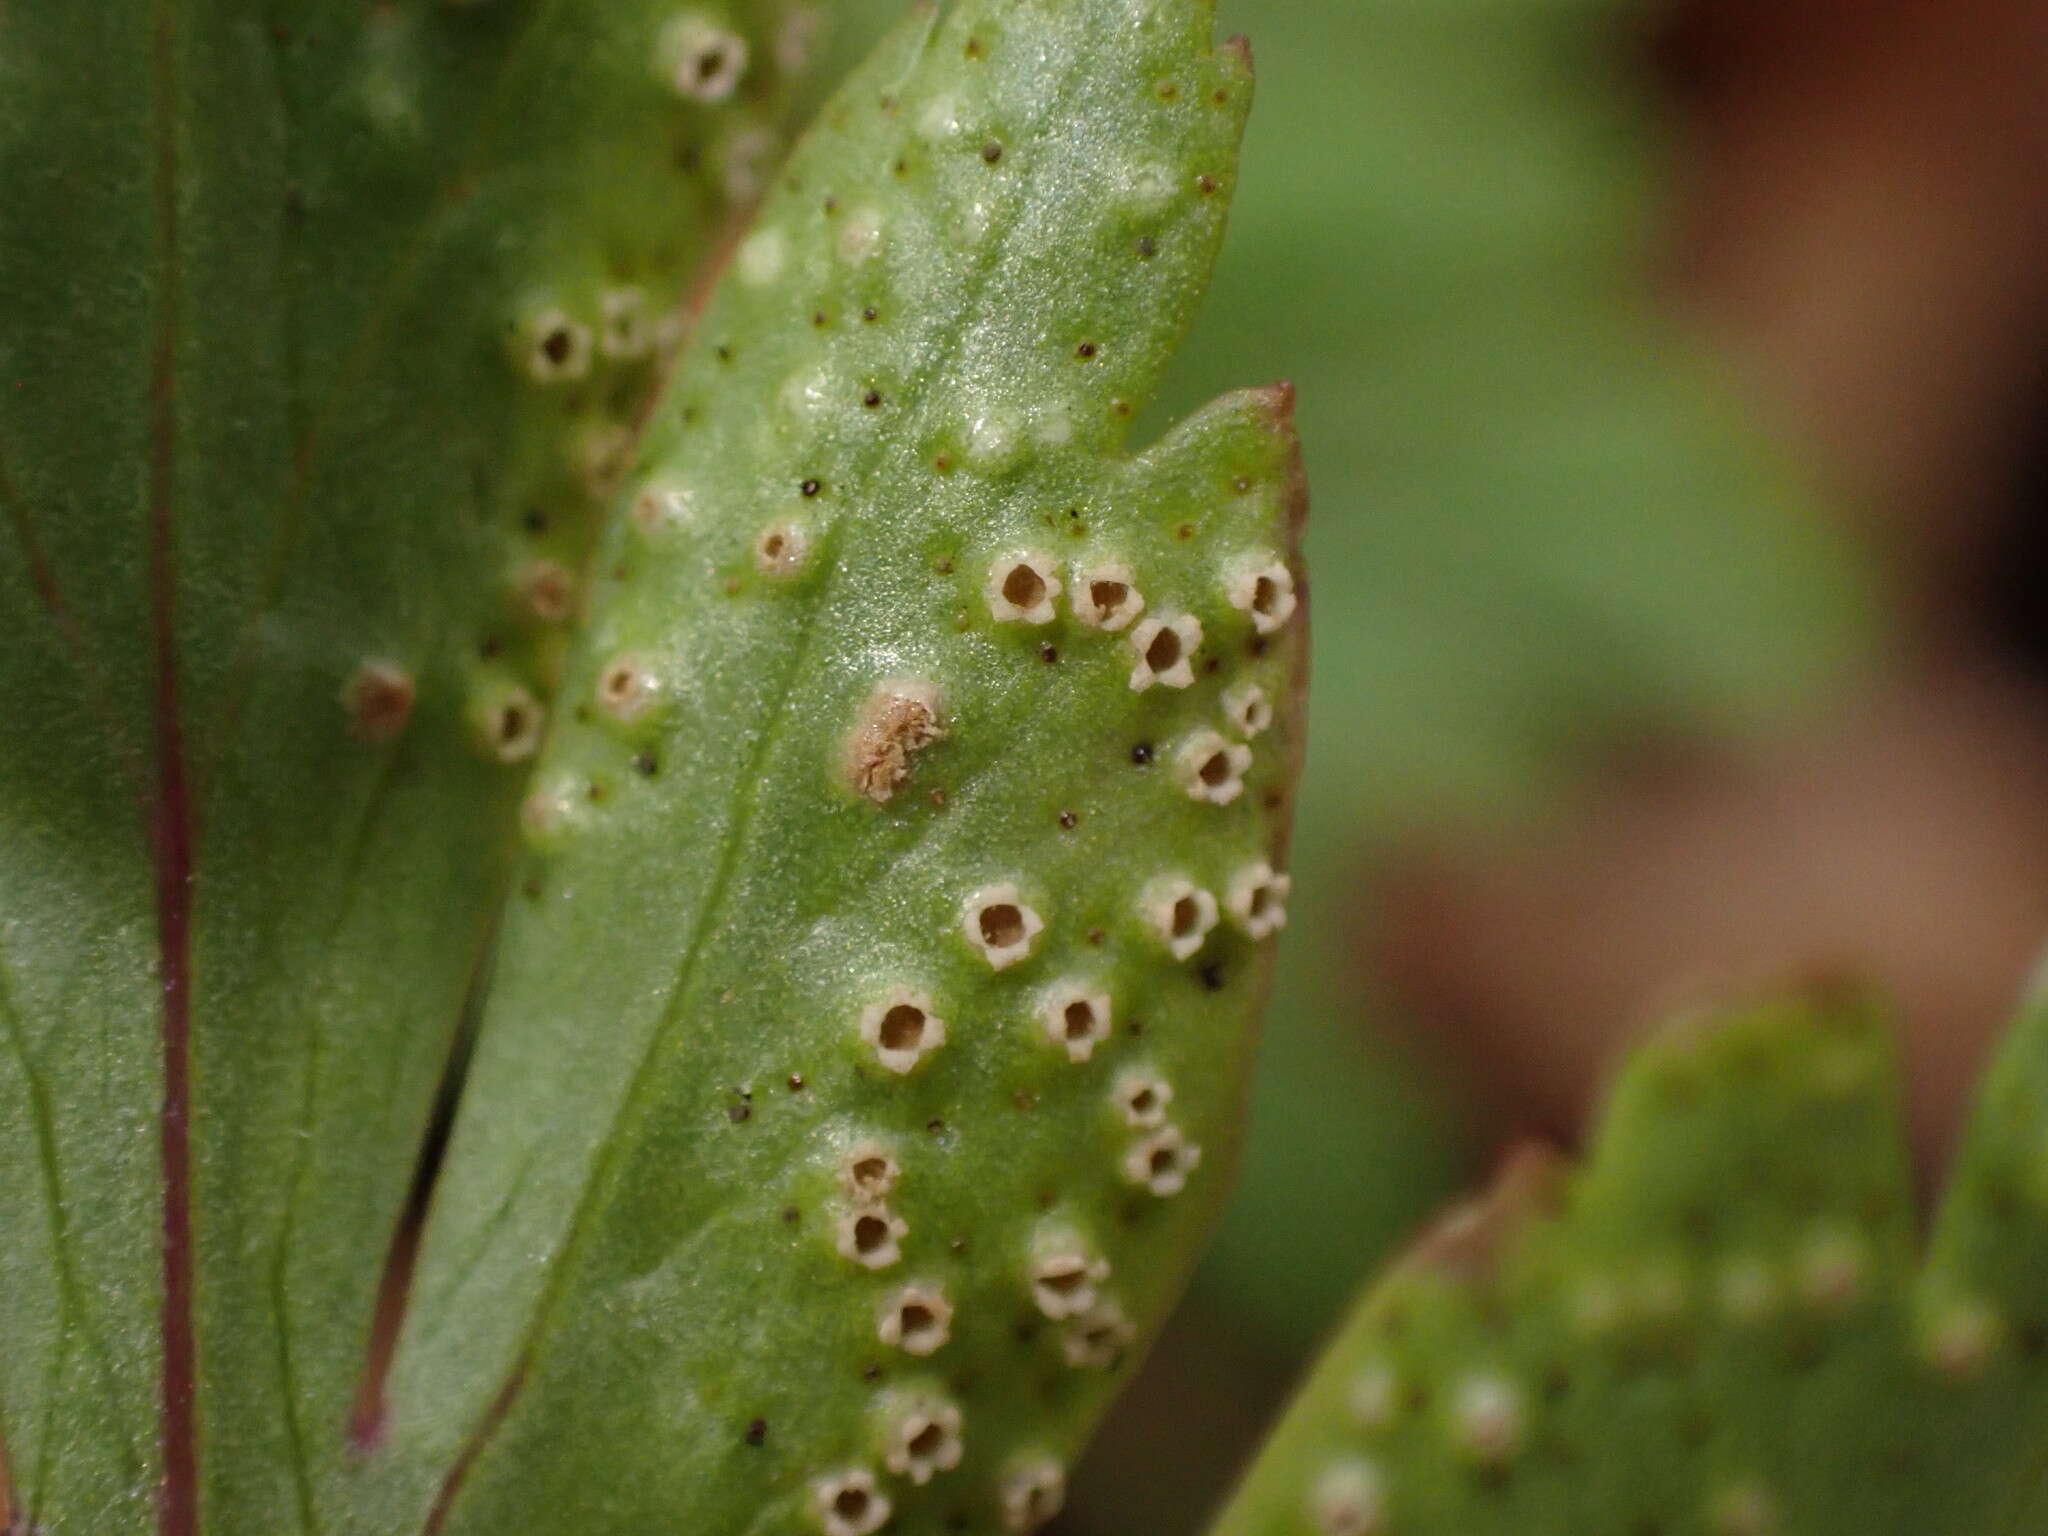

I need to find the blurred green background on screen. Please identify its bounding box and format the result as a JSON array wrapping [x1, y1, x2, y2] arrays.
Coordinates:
[[812, 0, 1887, 1527]]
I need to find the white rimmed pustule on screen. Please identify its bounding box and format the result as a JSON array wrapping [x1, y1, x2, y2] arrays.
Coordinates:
[[995, 1458, 1064, 1531], [776, 3, 821, 73], [661, 13, 750, 102], [471, 683, 545, 763], [1177, 730, 1252, 805], [518, 306, 591, 382], [1450, 1374, 1524, 1465], [985, 552, 1062, 624], [575, 423, 634, 500], [598, 286, 652, 359], [1348, 1363, 1401, 1431], [1071, 561, 1145, 631], [999, 1458, 1067, 1533], [962, 883, 1043, 969], [1921, 1297, 2003, 1380], [1060, 1299, 1136, 1369], [1029, 1245, 1109, 1321], [519, 773, 591, 850], [845, 678, 944, 804], [1141, 876, 1217, 960], [859, 986, 946, 1074], [1037, 981, 1112, 1063], [835, 1207, 907, 1270], [1309, 1459, 1388, 1536], [811, 1468, 890, 1536], [754, 520, 810, 576], [877, 1282, 953, 1357], [1227, 556, 1298, 634], [878, 1393, 964, 1485], [1227, 860, 1292, 940], [1111, 1071, 1172, 1129], [341, 661, 414, 743], [511, 559, 576, 623], [1127, 613, 1201, 690], [632, 480, 692, 537], [838, 1141, 900, 1205], [596, 653, 661, 724], [1123, 1125, 1202, 1196], [1223, 680, 1273, 737]]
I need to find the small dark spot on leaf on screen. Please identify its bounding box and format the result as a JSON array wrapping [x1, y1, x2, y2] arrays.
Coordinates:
[[1156, 80, 1179, 100], [862, 306, 880, 322], [727, 1103, 751, 1124], [822, 195, 838, 214], [964, 36, 983, 57], [1135, 236, 1157, 259], [1176, 523, 1194, 540], [950, 1237, 968, 1255], [981, 142, 1003, 164], [800, 478, 821, 497], [521, 509, 546, 534], [929, 789, 947, 807], [478, 635, 502, 660], [521, 877, 542, 900], [863, 388, 883, 407], [1087, 927, 1106, 946], [1130, 743, 1153, 765], [1197, 174, 1218, 194], [1249, 636, 1269, 657], [1014, 1089, 1037, 1111], [632, 752, 658, 777], [1039, 643, 1058, 664], [926, 1118, 945, 1133], [715, 344, 733, 363], [786, 1073, 805, 1091], [1199, 962, 1226, 992], [1076, 341, 1097, 360], [782, 1206, 800, 1224], [812, 310, 829, 328], [1037, 1190, 1057, 1210], [863, 1363, 882, 1381], [1059, 810, 1077, 829], [745, 1418, 767, 1446]]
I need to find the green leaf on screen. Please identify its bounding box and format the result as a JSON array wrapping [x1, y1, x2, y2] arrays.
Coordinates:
[[345, 1, 1306, 1531], [1210, 988, 2048, 1535], [0, 2, 814, 1529]]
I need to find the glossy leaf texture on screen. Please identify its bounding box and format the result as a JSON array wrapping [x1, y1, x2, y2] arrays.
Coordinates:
[[346, 1, 1307, 1532], [0, 2, 816, 1530], [1210, 988, 2048, 1536]]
